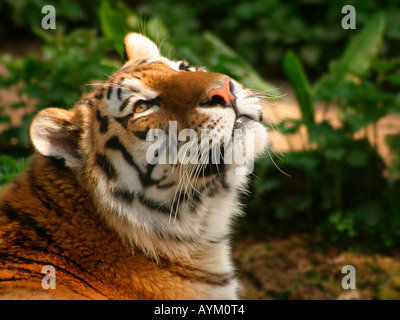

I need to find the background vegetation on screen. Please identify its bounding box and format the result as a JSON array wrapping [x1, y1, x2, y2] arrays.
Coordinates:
[[1, 0, 400, 299]]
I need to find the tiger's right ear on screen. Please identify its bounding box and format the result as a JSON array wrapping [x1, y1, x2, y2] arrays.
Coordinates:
[[124, 33, 161, 61], [30, 108, 83, 168]]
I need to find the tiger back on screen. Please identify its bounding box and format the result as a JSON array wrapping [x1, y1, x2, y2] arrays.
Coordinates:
[[0, 33, 268, 299]]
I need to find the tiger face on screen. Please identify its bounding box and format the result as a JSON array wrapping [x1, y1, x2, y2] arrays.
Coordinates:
[[29, 33, 268, 263]]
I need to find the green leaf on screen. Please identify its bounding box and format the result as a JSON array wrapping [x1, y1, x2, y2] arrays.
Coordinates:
[[0, 155, 18, 171], [146, 16, 170, 42], [345, 112, 376, 133], [0, 156, 30, 189], [0, 114, 11, 124], [329, 12, 386, 77], [388, 74, 400, 85], [283, 51, 315, 126], [361, 202, 382, 227], [278, 119, 303, 135], [276, 197, 311, 220], [57, 0, 85, 21], [98, 0, 127, 58], [346, 149, 367, 167], [255, 178, 280, 193], [145, 16, 174, 57], [324, 148, 345, 161], [203, 31, 280, 98]]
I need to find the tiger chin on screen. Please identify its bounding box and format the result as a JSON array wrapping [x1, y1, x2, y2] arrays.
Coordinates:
[[0, 33, 268, 300]]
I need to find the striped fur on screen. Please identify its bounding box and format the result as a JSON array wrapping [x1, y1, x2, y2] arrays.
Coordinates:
[[0, 33, 268, 299]]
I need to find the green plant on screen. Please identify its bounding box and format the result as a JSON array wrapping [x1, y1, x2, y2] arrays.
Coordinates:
[[137, 0, 400, 78], [0, 28, 119, 155], [248, 12, 400, 250], [0, 155, 30, 190], [98, 0, 280, 97]]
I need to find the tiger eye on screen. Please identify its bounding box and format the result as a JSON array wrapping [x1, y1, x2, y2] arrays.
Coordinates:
[[135, 103, 148, 113]]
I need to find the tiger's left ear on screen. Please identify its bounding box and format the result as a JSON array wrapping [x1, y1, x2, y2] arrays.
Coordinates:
[[30, 108, 83, 168], [124, 33, 161, 61]]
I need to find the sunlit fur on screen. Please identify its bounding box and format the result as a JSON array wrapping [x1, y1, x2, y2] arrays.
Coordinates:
[[0, 33, 268, 299]]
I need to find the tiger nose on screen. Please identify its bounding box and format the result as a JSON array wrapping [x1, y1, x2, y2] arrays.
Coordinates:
[[207, 77, 235, 106]]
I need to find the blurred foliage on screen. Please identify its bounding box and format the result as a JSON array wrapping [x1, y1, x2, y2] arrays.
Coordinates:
[[98, 0, 279, 94], [246, 12, 400, 250], [2, 0, 400, 78], [137, 0, 400, 78], [0, 28, 119, 155], [0, 156, 30, 190]]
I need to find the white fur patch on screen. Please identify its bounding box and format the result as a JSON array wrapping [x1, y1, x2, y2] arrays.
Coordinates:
[[105, 78, 159, 118], [90, 53, 269, 300]]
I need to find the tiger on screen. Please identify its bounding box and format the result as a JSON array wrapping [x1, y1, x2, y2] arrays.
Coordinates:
[[0, 33, 268, 299]]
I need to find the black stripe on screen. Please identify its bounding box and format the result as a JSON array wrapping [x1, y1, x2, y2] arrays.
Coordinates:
[[104, 136, 145, 178], [135, 67, 153, 73], [103, 137, 187, 217], [134, 127, 150, 140], [117, 77, 125, 100], [112, 187, 185, 218], [119, 97, 131, 112], [20, 212, 53, 245], [152, 226, 200, 243], [200, 147, 226, 177], [207, 235, 230, 244], [106, 85, 113, 100], [138, 190, 189, 217], [96, 110, 109, 133], [1, 201, 19, 221], [179, 61, 192, 71], [157, 181, 176, 189], [164, 262, 236, 286], [0, 201, 54, 245], [27, 166, 76, 218], [117, 87, 122, 101], [188, 190, 201, 212], [94, 87, 104, 100], [221, 171, 230, 191], [103, 135, 196, 219], [138, 195, 170, 214], [104, 135, 160, 187], [0, 265, 40, 276], [113, 189, 135, 203], [0, 277, 28, 282], [114, 113, 132, 129], [201, 163, 225, 176], [27, 170, 52, 211], [95, 153, 117, 180]]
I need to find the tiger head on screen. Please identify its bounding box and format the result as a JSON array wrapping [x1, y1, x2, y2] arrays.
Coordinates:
[[29, 33, 268, 259]]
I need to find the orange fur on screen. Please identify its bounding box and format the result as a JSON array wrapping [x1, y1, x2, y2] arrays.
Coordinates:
[[0, 155, 206, 299]]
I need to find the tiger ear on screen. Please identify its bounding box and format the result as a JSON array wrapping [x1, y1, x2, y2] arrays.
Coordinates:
[[30, 108, 82, 168], [124, 33, 161, 61]]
